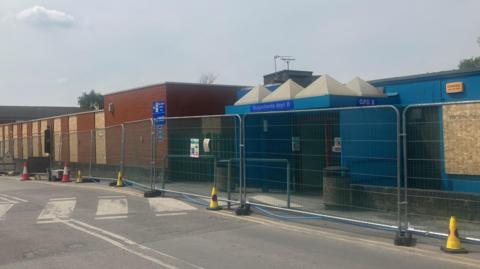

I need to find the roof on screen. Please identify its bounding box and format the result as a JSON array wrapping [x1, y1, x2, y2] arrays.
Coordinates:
[[346, 77, 386, 97], [369, 68, 480, 86], [262, 79, 304, 102], [234, 85, 271, 105], [263, 69, 313, 78], [296, 74, 358, 98], [0, 106, 89, 123], [104, 81, 249, 96]]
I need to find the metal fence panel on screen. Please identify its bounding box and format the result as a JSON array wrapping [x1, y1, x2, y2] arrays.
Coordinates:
[[57, 130, 89, 175], [243, 106, 400, 228], [154, 115, 242, 203], [123, 120, 153, 188], [404, 103, 480, 240], [90, 125, 121, 180]]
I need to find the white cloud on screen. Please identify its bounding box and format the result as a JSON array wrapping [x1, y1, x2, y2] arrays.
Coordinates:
[[16, 6, 75, 27]]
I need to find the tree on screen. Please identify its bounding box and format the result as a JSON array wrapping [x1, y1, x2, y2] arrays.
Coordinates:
[[78, 90, 104, 109], [458, 57, 480, 70], [458, 37, 480, 70], [198, 73, 218, 84]]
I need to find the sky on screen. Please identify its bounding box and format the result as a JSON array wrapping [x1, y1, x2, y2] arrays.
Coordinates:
[[0, 0, 479, 106]]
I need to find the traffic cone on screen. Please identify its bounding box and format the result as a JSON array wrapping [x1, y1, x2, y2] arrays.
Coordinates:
[[20, 162, 29, 181], [441, 216, 468, 254], [207, 186, 222, 211], [61, 162, 70, 182], [76, 170, 82, 183], [116, 171, 124, 187]]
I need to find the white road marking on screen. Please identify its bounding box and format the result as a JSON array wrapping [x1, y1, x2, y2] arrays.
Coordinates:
[[0, 197, 17, 204], [248, 194, 303, 208], [155, 212, 188, 217], [95, 215, 129, 220], [37, 198, 76, 221], [0, 194, 28, 203], [148, 198, 197, 213], [49, 197, 76, 201], [96, 197, 128, 218], [0, 203, 14, 220], [48, 218, 204, 269]]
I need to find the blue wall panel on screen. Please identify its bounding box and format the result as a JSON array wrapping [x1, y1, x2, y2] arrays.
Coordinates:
[[340, 108, 398, 187]]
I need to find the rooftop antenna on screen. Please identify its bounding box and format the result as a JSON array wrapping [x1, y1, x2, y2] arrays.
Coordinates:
[[274, 55, 282, 74], [273, 55, 294, 83], [280, 56, 295, 70]]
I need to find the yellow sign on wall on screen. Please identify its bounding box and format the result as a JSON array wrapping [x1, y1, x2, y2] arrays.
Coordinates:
[[446, 82, 464, 93]]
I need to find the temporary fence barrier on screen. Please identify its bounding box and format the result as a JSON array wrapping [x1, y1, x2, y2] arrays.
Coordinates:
[[153, 114, 242, 205], [403, 101, 480, 242], [123, 119, 154, 189], [242, 105, 402, 232], [4, 103, 480, 244]]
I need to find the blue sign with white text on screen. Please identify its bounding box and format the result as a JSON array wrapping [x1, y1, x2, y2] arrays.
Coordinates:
[[250, 100, 294, 112], [152, 101, 166, 125], [357, 98, 377, 106]]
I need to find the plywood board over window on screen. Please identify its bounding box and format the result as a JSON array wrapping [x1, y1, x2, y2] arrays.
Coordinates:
[[95, 112, 106, 164], [22, 123, 28, 159], [69, 116, 78, 162], [32, 122, 39, 157], [4, 126, 11, 156], [443, 104, 480, 175], [13, 125, 19, 159], [54, 118, 62, 162]]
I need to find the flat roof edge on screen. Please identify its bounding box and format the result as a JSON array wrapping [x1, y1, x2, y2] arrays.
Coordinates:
[[0, 109, 103, 127], [369, 68, 480, 85], [104, 81, 249, 96]]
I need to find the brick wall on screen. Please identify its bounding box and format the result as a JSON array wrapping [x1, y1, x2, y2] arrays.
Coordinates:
[[165, 83, 240, 117], [104, 84, 167, 127]]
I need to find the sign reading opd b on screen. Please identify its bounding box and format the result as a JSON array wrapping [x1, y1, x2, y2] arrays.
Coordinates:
[[446, 82, 464, 94]]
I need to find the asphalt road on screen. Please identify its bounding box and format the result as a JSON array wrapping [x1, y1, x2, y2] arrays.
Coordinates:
[[0, 176, 478, 269]]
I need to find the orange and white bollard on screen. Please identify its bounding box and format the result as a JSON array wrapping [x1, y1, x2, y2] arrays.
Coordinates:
[[61, 162, 70, 182], [20, 162, 29, 181]]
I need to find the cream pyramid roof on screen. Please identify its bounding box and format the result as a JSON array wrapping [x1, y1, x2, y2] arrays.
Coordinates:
[[296, 74, 358, 98], [346, 77, 385, 97], [234, 85, 271, 105], [262, 79, 304, 102]]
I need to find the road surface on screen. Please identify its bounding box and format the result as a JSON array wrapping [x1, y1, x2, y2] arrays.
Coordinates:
[[0, 176, 478, 269]]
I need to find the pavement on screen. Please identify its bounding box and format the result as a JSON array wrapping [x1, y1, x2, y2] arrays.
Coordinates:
[[0, 176, 479, 269]]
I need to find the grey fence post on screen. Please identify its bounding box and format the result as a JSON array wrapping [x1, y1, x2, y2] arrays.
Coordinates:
[[161, 156, 166, 191], [286, 161, 291, 209], [227, 159, 231, 209], [240, 115, 246, 206], [89, 129, 94, 178], [120, 124, 125, 175], [401, 106, 411, 238], [150, 118, 156, 191]]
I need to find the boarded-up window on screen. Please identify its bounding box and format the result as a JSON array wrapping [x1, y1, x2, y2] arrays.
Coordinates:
[[95, 112, 106, 164], [54, 118, 62, 161], [69, 116, 78, 162], [22, 124, 28, 159], [443, 104, 480, 175]]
